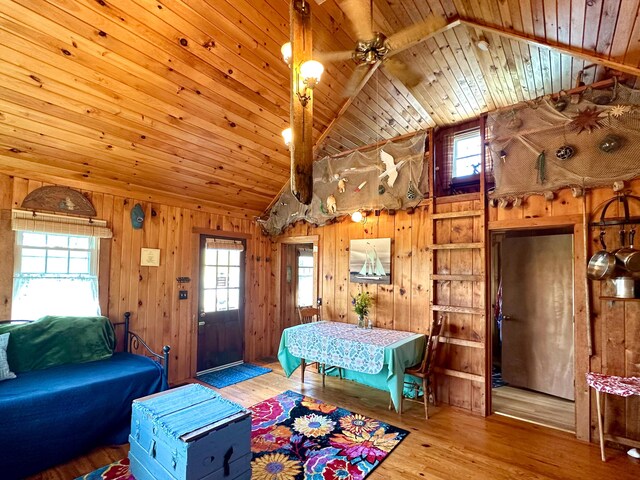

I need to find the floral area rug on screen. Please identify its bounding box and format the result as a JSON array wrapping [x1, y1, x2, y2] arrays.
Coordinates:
[[76, 390, 408, 480], [250, 390, 408, 479]]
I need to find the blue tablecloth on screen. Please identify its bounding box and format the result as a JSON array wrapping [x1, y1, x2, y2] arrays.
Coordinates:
[[278, 322, 425, 411]]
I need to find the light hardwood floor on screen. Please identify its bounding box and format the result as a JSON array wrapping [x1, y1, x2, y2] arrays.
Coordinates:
[[493, 385, 576, 433], [29, 360, 639, 480]]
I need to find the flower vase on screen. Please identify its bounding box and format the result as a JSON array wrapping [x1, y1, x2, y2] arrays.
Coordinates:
[[357, 315, 365, 328]]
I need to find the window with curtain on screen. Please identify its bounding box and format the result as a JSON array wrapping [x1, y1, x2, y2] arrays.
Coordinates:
[[12, 231, 100, 320]]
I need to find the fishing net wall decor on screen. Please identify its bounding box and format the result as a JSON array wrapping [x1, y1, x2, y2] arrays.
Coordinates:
[[258, 132, 427, 236], [488, 83, 640, 201]]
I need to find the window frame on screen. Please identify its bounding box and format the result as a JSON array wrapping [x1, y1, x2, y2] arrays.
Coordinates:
[[452, 128, 482, 179], [12, 231, 101, 320]]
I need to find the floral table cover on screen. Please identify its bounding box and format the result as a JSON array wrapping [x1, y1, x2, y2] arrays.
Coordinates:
[[286, 322, 416, 375], [586, 372, 640, 397]]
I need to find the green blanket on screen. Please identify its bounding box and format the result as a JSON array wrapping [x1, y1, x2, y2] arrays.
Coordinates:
[[0, 316, 116, 373]]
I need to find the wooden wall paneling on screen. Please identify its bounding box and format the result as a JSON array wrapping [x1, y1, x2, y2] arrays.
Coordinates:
[[410, 205, 430, 334], [0, 207, 14, 319], [321, 222, 336, 320], [334, 219, 351, 323], [393, 210, 412, 331], [625, 302, 640, 441], [375, 214, 396, 330], [601, 299, 627, 437]]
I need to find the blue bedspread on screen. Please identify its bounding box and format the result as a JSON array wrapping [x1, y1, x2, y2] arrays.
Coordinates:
[[0, 352, 165, 479]]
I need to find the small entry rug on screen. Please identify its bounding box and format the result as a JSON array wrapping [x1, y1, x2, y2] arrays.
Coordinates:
[[77, 391, 408, 480], [196, 363, 272, 388]]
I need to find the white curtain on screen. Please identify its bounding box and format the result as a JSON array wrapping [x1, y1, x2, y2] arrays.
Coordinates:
[[12, 275, 100, 320]]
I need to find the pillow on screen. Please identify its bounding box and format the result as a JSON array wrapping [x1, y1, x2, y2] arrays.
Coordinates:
[[0, 333, 16, 381]]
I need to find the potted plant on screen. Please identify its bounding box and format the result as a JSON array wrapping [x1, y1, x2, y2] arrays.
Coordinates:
[[351, 290, 374, 328]]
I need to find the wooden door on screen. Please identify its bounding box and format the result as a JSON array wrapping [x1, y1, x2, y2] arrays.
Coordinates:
[[501, 233, 575, 400], [197, 235, 245, 373]]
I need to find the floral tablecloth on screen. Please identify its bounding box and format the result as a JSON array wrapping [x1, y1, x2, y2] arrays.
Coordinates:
[[286, 321, 416, 375], [586, 372, 640, 397], [278, 321, 426, 412]]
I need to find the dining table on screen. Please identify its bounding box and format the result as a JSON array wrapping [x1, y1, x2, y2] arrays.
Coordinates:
[[277, 321, 426, 413]]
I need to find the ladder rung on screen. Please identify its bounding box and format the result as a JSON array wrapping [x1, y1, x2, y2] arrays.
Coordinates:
[[430, 243, 483, 250], [432, 210, 483, 220], [432, 274, 484, 282], [432, 305, 484, 315], [434, 367, 485, 382], [438, 336, 484, 348]]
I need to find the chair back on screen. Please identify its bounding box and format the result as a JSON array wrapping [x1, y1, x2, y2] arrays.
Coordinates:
[[416, 315, 444, 375], [298, 306, 320, 324]]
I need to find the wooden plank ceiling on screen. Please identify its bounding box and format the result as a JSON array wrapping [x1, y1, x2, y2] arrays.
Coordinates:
[[0, 1, 639, 215]]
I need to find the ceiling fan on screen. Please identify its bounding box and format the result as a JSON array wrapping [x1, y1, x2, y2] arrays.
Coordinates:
[[316, 0, 449, 96]]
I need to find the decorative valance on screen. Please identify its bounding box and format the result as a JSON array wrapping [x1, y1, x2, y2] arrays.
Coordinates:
[[11, 209, 112, 238], [205, 238, 244, 251]]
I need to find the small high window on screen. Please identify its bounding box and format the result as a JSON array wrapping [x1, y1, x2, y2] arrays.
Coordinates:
[[452, 129, 482, 178]]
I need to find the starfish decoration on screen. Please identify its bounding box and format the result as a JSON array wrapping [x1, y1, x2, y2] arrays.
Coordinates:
[[609, 104, 631, 118], [568, 107, 603, 134]]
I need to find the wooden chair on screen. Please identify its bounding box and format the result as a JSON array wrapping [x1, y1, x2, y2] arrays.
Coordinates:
[[395, 315, 445, 418], [297, 306, 342, 386], [297, 306, 320, 324]]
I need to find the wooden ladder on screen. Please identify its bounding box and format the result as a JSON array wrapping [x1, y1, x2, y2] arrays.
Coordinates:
[[427, 118, 488, 411]]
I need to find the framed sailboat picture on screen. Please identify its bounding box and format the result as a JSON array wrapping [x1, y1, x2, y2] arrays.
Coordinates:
[[349, 238, 392, 284]]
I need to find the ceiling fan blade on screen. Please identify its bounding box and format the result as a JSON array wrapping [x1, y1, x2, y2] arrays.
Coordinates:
[[314, 50, 354, 63], [343, 64, 373, 97], [339, 0, 374, 40], [382, 58, 423, 88], [385, 14, 448, 53]]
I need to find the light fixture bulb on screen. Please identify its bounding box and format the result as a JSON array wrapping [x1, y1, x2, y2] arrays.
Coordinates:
[[300, 60, 324, 88], [351, 211, 363, 223], [281, 42, 292, 65], [476, 39, 490, 51], [281, 127, 292, 146]]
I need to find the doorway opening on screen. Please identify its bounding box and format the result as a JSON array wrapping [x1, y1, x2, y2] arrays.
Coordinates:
[[279, 238, 318, 331], [490, 228, 576, 432], [196, 235, 245, 374]]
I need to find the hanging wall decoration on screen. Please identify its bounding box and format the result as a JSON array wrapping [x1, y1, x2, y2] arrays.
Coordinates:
[[555, 145, 575, 160], [568, 106, 603, 134], [130, 203, 145, 229], [487, 83, 640, 201], [21, 186, 97, 217], [258, 131, 427, 235], [599, 135, 623, 153]]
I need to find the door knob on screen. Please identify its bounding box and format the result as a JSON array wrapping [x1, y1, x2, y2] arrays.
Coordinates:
[[199, 311, 205, 318], [502, 315, 511, 321]]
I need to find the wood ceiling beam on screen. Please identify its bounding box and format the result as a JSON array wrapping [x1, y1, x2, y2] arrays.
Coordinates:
[[460, 19, 640, 79]]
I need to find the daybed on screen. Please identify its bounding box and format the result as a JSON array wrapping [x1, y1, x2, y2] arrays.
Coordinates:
[[0, 312, 170, 480]]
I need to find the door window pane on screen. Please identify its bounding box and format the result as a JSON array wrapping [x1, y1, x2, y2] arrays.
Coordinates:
[[203, 266, 217, 288], [203, 289, 217, 312], [204, 248, 217, 266], [22, 233, 46, 247], [216, 289, 228, 311], [217, 267, 228, 288], [217, 249, 229, 266], [228, 288, 239, 310], [229, 250, 240, 266], [229, 267, 240, 288]]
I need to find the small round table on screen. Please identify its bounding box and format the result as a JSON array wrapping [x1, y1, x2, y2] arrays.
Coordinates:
[[586, 372, 640, 461]]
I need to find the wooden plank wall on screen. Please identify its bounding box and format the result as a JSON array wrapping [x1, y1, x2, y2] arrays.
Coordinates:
[[278, 207, 433, 336], [0, 172, 274, 384], [489, 179, 640, 443]]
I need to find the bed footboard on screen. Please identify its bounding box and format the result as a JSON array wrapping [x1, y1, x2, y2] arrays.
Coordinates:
[[117, 312, 171, 387]]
